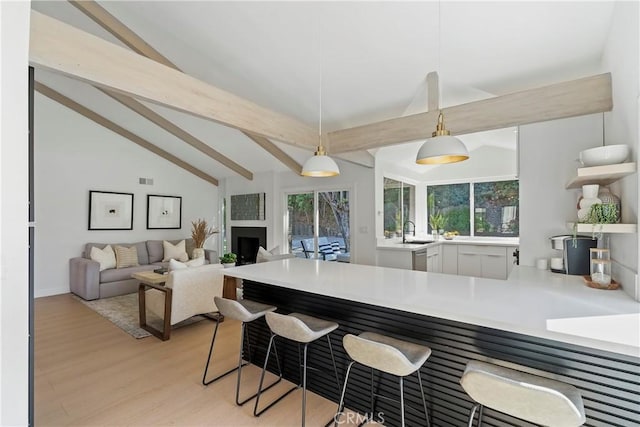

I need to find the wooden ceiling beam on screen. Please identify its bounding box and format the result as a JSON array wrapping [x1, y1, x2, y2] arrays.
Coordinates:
[[243, 132, 303, 175], [68, 1, 309, 174], [99, 89, 253, 180], [30, 10, 318, 150], [68, 0, 177, 69], [35, 82, 219, 186], [328, 73, 613, 153]]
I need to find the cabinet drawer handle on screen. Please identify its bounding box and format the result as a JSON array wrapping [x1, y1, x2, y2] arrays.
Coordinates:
[[459, 252, 477, 256], [486, 254, 504, 257]]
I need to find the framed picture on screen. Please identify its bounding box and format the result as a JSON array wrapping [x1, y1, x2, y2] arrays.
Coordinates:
[[88, 191, 134, 230], [147, 194, 182, 229], [230, 193, 266, 220]]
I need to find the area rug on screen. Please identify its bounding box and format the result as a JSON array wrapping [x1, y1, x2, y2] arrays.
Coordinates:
[[74, 293, 206, 339]]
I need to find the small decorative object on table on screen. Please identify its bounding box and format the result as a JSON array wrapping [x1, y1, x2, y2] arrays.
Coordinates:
[[191, 218, 218, 259], [583, 275, 619, 290], [220, 252, 237, 268], [153, 267, 168, 275]]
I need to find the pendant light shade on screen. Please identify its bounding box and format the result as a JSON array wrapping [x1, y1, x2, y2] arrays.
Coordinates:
[[301, 145, 340, 177], [416, 112, 469, 165]]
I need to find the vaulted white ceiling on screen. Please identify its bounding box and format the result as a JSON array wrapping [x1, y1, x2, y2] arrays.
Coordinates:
[[31, 1, 616, 181]]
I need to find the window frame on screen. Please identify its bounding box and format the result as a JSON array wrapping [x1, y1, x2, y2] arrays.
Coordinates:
[[425, 175, 519, 238], [283, 184, 354, 260]]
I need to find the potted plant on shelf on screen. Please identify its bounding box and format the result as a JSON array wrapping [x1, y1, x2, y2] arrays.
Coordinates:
[[585, 203, 619, 239], [219, 252, 237, 268], [191, 218, 218, 259]]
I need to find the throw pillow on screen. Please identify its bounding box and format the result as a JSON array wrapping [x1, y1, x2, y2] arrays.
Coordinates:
[[114, 245, 139, 268], [162, 239, 189, 262], [256, 246, 272, 263], [90, 244, 116, 272], [268, 245, 281, 255], [169, 257, 205, 271]]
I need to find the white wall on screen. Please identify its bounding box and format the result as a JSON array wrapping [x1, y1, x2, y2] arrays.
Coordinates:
[[34, 94, 219, 297], [0, 1, 30, 424], [519, 114, 604, 267], [601, 0, 639, 300], [223, 160, 377, 265]]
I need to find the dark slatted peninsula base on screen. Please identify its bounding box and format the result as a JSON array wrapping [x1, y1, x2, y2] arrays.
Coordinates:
[[243, 280, 640, 427]]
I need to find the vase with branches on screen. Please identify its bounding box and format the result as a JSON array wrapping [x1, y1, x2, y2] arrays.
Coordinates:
[[191, 219, 218, 258]]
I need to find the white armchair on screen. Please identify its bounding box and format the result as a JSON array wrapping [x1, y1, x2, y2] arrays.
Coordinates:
[[139, 263, 225, 340]]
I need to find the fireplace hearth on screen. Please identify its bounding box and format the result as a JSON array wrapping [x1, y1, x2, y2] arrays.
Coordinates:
[[231, 227, 267, 265]]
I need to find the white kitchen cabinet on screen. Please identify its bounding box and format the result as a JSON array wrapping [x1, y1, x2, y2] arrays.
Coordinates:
[[441, 245, 458, 275], [457, 245, 508, 279], [426, 245, 441, 273]]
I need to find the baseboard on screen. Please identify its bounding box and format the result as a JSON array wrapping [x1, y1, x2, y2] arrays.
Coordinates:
[[35, 286, 70, 298]]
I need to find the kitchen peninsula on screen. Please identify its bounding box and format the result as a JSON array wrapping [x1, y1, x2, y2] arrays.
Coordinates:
[[224, 258, 639, 426]]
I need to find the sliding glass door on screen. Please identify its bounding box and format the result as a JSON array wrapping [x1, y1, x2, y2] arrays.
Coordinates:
[[286, 190, 350, 261]]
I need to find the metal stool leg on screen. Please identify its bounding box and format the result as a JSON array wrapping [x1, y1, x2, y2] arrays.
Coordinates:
[[334, 361, 355, 427], [326, 335, 341, 394], [301, 343, 309, 427], [467, 403, 482, 427], [203, 317, 246, 385], [254, 334, 298, 417], [399, 376, 405, 427], [370, 367, 375, 418], [477, 404, 484, 427], [203, 320, 282, 407], [416, 369, 431, 427]]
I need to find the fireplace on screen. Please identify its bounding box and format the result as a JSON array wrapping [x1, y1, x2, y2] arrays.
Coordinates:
[[231, 227, 267, 265]]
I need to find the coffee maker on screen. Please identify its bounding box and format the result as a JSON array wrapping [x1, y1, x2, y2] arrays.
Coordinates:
[[549, 235, 598, 275]]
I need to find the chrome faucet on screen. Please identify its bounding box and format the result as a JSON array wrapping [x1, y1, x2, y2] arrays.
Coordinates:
[[402, 220, 416, 243]]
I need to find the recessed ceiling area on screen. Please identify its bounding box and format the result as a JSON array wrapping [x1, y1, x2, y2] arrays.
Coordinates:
[[31, 1, 616, 180]]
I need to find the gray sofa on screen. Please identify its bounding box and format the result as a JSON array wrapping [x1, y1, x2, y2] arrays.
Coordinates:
[[69, 239, 218, 300]]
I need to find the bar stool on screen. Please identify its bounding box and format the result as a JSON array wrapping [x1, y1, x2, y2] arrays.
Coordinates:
[[254, 311, 340, 427], [460, 360, 586, 427], [202, 296, 282, 406], [335, 332, 432, 427]]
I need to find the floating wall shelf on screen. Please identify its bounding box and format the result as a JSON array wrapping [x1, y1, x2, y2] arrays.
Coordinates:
[[567, 223, 637, 234], [566, 162, 636, 189]]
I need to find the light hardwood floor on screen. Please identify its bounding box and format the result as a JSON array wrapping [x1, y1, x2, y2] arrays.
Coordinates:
[[35, 294, 353, 426]]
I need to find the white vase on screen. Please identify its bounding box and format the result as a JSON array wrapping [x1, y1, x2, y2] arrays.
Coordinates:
[[582, 184, 599, 199], [223, 262, 236, 268], [192, 248, 205, 259]]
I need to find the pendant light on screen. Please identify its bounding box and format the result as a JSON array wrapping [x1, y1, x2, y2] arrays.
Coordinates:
[[415, 1, 469, 165], [416, 111, 469, 164], [301, 19, 339, 177]]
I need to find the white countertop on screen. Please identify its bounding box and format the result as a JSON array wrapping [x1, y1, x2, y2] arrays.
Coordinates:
[[224, 259, 640, 358], [377, 236, 519, 251]]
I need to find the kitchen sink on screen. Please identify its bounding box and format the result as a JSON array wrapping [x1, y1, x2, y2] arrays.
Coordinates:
[[400, 240, 434, 244]]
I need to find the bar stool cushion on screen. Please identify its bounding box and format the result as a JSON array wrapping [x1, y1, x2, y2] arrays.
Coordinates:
[[265, 312, 338, 343], [460, 360, 586, 427], [343, 332, 431, 377], [214, 297, 276, 323]]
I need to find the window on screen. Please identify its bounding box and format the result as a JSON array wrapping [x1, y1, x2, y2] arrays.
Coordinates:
[[286, 190, 350, 261], [426, 179, 519, 237], [383, 178, 414, 238], [474, 180, 519, 237], [427, 183, 470, 235]]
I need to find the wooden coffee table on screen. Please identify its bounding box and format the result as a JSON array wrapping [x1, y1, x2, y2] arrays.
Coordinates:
[[133, 271, 171, 340]]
